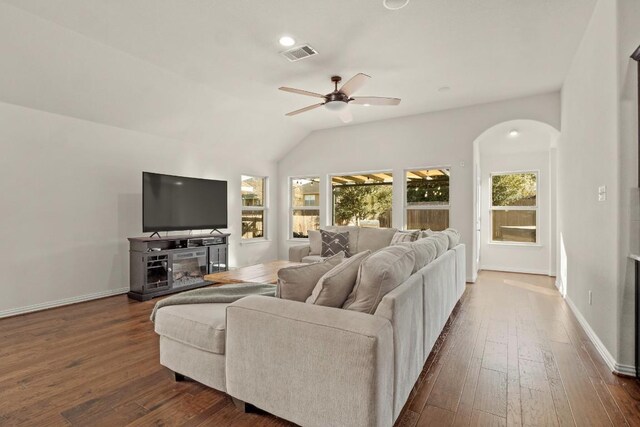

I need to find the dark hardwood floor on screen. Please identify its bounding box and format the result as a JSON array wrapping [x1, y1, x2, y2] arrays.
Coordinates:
[[1, 271, 640, 426]]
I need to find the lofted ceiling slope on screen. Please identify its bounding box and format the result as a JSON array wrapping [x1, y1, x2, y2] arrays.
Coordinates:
[[0, 0, 596, 160]]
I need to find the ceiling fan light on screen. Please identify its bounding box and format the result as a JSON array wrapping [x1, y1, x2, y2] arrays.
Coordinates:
[[324, 101, 348, 111], [383, 0, 410, 10]]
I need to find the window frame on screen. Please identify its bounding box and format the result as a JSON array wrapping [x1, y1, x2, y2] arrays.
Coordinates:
[[241, 174, 268, 240], [489, 170, 539, 245], [403, 166, 452, 231], [289, 176, 321, 240], [328, 169, 394, 227]]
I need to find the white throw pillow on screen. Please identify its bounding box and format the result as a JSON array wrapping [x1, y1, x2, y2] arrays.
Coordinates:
[[277, 253, 344, 302], [442, 228, 460, 249], [425, 234, 448, 257], [399, 238, 438, 273], [343, 245, 415, 314], [306, 251, 371, 308], [307, 230, 322, 255], [420, 229, 434, 239]]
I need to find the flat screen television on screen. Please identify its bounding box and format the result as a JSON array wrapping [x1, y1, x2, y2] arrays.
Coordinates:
[[143, 172, 228, 232]]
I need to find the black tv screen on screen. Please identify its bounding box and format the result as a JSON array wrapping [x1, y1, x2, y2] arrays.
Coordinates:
[[143, 172, 228, 232]]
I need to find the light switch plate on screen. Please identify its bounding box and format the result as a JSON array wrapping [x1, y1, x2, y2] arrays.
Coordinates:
[[598, 186, 606, 202]]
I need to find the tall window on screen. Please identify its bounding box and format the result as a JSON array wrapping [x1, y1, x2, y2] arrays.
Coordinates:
[[491, 172, 537, 243], [241, 175, 266, 239], [331, 172, 393, 227], [290, 177, 320, 238], [405, 168, 450, 231]]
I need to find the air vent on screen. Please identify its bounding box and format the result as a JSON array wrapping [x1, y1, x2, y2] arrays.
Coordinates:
[[281, 44, 318, 62]]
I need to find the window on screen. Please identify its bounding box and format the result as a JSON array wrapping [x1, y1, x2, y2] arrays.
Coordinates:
[[490, 172, 537, 243], [405, 168, 450, 231], [331, 172, 393, 227], [290, 177, 320, 239], [241, 175, 266, 239]]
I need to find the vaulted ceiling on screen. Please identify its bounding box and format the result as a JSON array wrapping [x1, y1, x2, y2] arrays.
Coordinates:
[[0, 0, 596, 160]]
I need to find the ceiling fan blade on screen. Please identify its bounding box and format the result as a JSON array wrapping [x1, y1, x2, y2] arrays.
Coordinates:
[[279, 87, 326, 99], [339, 108, 353, 123], [285, 103, 324, 116], [339, 73, 371, 96], [351, 96, 401, 106]]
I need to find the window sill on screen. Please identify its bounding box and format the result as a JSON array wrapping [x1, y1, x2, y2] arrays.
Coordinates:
[[488, 241, 542, 248], [240, 238, 271, 245], [287, 238, 309, 243]]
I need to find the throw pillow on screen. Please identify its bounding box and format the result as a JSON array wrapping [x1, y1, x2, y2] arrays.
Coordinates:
[[420, 229, 434, 239], [276, 253, 345, 302], [343, 245, 415, 314], [390, 230, 420, 245], [442, 228, 460, 249], [321, 230, 350, 257], [308, 230, 322, 255], [399, 238, 438, 273], [425, 234, 448, 257], [306, 250, 371, 308]]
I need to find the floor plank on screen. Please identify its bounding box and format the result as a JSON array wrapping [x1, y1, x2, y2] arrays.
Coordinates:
[[416, 405, 455, 426], [474, 368, 508, 418]]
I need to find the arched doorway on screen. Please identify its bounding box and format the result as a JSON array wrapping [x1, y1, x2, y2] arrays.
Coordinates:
[[472, 120, 560, 279]]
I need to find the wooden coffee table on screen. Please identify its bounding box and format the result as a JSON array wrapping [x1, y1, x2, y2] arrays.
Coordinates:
[[203, 260, 304, 285]]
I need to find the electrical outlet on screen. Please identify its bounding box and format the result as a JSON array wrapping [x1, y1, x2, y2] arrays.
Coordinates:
[[589, 290, 593, 305]]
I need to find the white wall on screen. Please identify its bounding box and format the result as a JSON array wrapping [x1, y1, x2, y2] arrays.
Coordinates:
[[0, 3, 289, 317], [278, 93, 561, 281], [477, 121, 558, 275], [558, 0, 640, 372], [0, 101, 280, 317], [617, 0, 640, 371]]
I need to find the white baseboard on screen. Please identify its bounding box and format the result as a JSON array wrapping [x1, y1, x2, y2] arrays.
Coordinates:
[[0, 287, 129, 319], [480, 265, 552, 276], [564, 296, 635, 376]]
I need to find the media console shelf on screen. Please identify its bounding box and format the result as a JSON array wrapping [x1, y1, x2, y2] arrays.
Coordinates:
[[128, 233, 230, 301]]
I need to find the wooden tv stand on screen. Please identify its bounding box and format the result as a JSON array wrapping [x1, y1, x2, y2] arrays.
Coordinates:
[[127, 233, 230, 301]]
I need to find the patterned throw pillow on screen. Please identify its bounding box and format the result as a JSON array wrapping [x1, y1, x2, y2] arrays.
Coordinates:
[[320, 230, 350, 257], [390, 230, 420, 245]]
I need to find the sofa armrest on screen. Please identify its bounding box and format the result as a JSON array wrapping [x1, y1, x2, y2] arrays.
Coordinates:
[[225, 296, 394, 427], [288, 244, 311, 262]]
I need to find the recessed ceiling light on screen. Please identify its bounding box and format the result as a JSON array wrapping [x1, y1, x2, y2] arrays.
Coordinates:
[[279, 36, 295, 47], [363, 103, 371, 107], [383, 0, 410, 10], [509, 129, 520, 137], [438, 86, 451, 92]]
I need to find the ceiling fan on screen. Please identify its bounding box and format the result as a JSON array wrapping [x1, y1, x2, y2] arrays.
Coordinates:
[[279, 73, 401, 123]]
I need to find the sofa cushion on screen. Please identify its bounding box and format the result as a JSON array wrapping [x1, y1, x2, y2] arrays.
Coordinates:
[[343, 245, 416, 314], [390, 230, 420, 245], [320, 230, 351, 257], [399, 238, 438, 273], [154, 303, 228, 354], [357, 227, 397, 253], [426, 234, 449, 257], [307, 251, 371, 307], [325, 226, 360, 254], [308, 230, 322, 255], [442, 228, 460, 249], [277, 253, 345, 301], [301, 255, 325, 263]]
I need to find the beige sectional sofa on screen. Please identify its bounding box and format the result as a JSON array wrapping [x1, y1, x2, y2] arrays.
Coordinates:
[[154, 227, 465, 427]]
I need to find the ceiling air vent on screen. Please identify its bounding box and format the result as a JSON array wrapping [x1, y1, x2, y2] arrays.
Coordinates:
[[281, 44, 318, 62]]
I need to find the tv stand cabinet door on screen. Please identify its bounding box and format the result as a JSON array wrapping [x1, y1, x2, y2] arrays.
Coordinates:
[[208, 245, 228, 273]]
